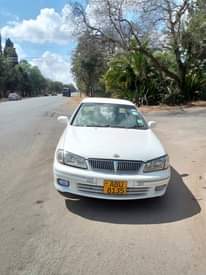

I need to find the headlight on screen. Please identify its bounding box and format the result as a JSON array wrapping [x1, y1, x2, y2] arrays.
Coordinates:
[[143, 155, 169, 173], [56, 150, 87, 169]]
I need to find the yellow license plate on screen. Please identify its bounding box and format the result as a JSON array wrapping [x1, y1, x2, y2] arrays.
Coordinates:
[[103, 180, 127, 194]]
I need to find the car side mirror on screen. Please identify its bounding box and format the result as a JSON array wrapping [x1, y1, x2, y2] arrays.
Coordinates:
[[148, 121, 156, 128], [57, 116, 69, 125]]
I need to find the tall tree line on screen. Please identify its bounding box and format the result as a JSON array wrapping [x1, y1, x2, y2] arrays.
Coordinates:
[[0, 35, 65, 98]]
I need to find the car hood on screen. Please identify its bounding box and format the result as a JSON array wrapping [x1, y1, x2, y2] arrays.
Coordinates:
[[63, 126, 166, 162]]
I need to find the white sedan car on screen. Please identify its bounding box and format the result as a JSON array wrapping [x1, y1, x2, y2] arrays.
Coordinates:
[[8, 92, 22, 101], [53, 97, 170, 200]]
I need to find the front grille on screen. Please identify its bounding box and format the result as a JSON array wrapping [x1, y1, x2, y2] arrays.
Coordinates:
[[89, 159, 114, 170], [88, 159, 142, 174], [77, 183, 150, 197]]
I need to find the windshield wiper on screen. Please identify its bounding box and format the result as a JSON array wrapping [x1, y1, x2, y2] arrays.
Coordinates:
[[127, 126, 146, 129], [83, 124, 146, 129], [85, 124, 111, 128], [112, 125, 145, 129], [111, 125, 128, 128]]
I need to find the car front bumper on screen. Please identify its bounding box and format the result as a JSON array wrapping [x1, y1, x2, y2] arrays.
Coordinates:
[[53, 161, 171, 200]]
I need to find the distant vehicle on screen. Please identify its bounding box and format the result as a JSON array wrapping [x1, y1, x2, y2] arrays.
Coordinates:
[[53, 97, 170, 200], [8, 92, 22, 101], [44, 92, 49, 96], [52, 92, 57, 96], [62, 88, 71, 97]]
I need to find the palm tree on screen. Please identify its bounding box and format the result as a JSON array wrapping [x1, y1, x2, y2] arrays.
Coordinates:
[[104, 49, 148, 105]]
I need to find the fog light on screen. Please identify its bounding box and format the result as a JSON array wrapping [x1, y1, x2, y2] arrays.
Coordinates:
[[57, 179, 70, 187], [155, 184, 166, 192]]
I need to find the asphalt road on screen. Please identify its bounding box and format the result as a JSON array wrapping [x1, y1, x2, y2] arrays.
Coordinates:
[[0, 96, 206, 275]]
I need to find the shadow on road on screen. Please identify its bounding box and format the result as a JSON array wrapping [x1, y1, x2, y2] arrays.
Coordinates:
[[65, 167, 201, 224]]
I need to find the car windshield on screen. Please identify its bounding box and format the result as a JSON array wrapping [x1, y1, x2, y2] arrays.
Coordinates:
[[72, 103, 148, 129]]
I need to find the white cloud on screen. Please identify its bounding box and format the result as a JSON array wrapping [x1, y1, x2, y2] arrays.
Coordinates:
[[31, 51, 73, 84], [1, 5, 76, 44]]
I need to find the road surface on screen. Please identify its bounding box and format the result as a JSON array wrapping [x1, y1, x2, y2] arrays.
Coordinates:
[[0, 96, 206, 275]]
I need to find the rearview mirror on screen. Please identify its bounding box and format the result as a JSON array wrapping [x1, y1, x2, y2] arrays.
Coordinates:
[[57, 116, 69, 124], [148, 121, 156, 128]]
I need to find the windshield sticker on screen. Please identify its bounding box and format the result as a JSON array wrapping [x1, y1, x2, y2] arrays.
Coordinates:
[[137, 119, 144, 125], [130, 110, 138, 115]]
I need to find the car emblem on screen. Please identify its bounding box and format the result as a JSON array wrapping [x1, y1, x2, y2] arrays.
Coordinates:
[[113, 154, 120, 158], [114, 161, 118, 174]]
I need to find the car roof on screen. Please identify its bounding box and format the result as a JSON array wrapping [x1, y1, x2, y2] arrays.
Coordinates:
[[81, 97, 135, 106]]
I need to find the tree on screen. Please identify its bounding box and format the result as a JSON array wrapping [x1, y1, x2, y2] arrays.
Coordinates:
[[30, 66, 47, 96], [49, 81, 64, 94], [0, 35, 8, 97], [0, 55, 6, 98], [71, 32, 108, 96], [4, 38, 18, 67], [188, 1, 206, 65], [71, 0, 197, 99], [11, 61, 32, 96], [0, 33, 2, 55], [104, 48, 166, 105]]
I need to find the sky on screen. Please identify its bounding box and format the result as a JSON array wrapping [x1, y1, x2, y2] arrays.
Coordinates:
[[0, 0, 79, 84]]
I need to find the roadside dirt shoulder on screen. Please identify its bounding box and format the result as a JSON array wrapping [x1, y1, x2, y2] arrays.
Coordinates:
[[140, 101, 206, 113]]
